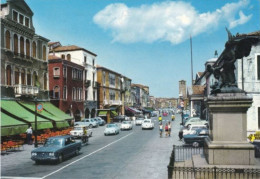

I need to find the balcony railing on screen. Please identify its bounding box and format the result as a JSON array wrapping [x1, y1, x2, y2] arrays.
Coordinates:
[[103, 99, 122, 105], [14, 84, 39, 95]]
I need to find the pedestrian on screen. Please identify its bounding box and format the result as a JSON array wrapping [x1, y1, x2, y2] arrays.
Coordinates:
[[165, 123, 169, 137], [179, 125, 184, 141], [158, 115, 162, 123], [168, 121, 171, 137], [26, 126, 33, 145], [159, 122, 163, 138]]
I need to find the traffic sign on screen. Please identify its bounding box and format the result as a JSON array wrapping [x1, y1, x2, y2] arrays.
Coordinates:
[[37, 103, 43, 112]]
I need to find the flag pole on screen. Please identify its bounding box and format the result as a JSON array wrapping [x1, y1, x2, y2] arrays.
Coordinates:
[[190, 35, 193, 85]]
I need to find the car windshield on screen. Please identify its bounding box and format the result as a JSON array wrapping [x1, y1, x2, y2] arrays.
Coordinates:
[[44, 138, 63, 147], [122, 121, 129, 124], [107, 124, 115, 128], [74, 127, 82, 130], [143, 120, 150, 123]]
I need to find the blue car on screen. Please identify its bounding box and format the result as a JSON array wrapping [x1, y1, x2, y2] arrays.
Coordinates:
[[31, 135, 81, 164], [183, 128, 209, 147]]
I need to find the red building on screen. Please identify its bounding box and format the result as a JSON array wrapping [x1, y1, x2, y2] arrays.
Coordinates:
[[48, 55, 84, 122]]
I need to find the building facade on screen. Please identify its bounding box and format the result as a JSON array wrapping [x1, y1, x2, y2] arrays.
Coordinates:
[[49, 43, 97, 118], [48, 55, 84, 122], [1, 0, 49, 99], [131, 84, 150, 108]]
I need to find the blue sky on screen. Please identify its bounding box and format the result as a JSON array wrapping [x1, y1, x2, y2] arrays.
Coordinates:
[[9, 0, 260, 97]]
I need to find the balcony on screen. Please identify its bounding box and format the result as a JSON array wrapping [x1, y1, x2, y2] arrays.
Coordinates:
[[93, 81, 98, 89], [14, 84, 39, 96], [85, 80, 91, 88], [103, 99, 122, 106]]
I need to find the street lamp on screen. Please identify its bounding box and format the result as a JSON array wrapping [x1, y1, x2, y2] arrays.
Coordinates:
[[34, 96, 38, 148]]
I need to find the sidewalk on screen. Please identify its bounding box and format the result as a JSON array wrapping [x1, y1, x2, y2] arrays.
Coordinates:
[[1, 144, 38, 172]]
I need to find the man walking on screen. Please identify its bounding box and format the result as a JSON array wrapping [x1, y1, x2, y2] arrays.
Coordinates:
[[26, 126, 33, 145]]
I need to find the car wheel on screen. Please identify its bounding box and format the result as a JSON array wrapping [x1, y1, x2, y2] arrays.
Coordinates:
[[75, 148, 79, 156], [89, 124, 93, 129], [58, 154, 63, 163], [192, 142, 199, 148]]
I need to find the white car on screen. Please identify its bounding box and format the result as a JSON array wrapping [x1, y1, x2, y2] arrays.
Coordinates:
[[120, 121, 133, 130], [183, 125, 208, 136], [184, 118, 208, 128], [74, 118, 98, 128], [104, 123, 120, 136], [70, 125, 93, 137], [141, 119, 154, 130], [136, 117, 144, 125]]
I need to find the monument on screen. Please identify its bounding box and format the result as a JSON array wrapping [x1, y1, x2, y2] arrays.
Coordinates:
[[205, 29, 260, 165]]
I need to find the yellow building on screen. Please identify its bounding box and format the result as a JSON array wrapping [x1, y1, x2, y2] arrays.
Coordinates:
[[96, 65, 122, 123]]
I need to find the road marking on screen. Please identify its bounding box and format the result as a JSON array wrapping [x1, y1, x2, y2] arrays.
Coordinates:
[[1, 177, 42, 179], [42, 132, 133, 179]]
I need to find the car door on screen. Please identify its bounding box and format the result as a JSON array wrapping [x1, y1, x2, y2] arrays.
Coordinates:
[[64, 137, 76, 157]]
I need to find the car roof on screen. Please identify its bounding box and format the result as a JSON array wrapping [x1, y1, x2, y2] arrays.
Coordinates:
[[74, 125, 88, 127], [48, 135, 71, 139]]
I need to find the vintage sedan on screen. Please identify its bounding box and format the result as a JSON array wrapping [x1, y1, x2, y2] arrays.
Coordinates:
[[184, 117, 208, 128], [120, 121, 133, 130], [70, 125, 93, 138], [183, 128, 209, 147], [31, 135, 81, 164], [183, 125, 208, 136], [104, 123, 120, 136], [141, 119, 154, 130], [135, 117, 144, 125]]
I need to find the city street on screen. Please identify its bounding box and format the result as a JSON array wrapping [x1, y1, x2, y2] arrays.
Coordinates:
[[1, 114, 183, 179]]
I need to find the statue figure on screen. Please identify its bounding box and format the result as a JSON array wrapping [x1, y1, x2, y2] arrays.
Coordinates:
[[207, 28, 259, 95]]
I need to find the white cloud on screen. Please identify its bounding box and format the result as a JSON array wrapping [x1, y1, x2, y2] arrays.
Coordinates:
[[93, 0, 252, 44]]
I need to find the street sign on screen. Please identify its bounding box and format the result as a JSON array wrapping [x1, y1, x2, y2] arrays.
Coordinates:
[[37, 103, 43, 112]]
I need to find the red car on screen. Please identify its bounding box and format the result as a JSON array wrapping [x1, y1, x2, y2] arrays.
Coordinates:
[[163, 112, 168, 116]]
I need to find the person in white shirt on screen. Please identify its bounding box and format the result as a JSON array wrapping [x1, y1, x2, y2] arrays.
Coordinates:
[[26, 126, 33, 145]]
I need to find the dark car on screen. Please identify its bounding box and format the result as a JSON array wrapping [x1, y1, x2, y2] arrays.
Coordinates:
[[113, 115, 126, 122], [31, 135, 81, 164], [183, 128, 209, 147]]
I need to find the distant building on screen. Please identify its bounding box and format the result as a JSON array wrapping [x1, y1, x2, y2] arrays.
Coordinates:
[[49, 42, 97, 118], [179, 80, 187, 99], [131, 83, 149, 108], [48, 55, 84, 122]]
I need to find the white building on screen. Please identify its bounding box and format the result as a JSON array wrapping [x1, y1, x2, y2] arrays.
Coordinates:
[[49, 43, 98, 118]]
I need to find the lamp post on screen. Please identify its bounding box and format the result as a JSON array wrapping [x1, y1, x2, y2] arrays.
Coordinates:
[[34, 97, 38, 148]]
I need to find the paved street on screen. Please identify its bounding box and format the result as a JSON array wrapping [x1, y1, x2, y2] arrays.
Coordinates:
[[1, 114, 183, 179]]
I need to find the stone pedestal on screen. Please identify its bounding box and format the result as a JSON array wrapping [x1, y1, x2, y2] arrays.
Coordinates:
[[205, 93, 255, 165]]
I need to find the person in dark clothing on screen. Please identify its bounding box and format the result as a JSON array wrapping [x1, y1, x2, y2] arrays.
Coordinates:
[[179, 125, 184, 141]]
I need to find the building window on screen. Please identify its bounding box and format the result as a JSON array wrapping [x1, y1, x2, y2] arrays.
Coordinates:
[[53, 67, 60, 77], [257, 55, 260, 80], [19, 14, 24, 25], [85, 90, 88, 100], [26, 39, 30, 58], [43, 45, 46, 61], [72, 88, 76, 101], [63, 67, 67, 78], [67, 54, 71, 61], [84, 56, 87, 63], [21, 69, 25, 85], [61, 54, 65, 59], [92, 73, 95, 87], [20, 36, 24, 56], [63, 86, 67, 100], [6, 65, 12, 86], [85, 70, 88, 81], [15, 67, 19, 84], [32, 41, 36, 58], [5, 30, 11, 49], [92, 58, 95, 66], [14, 34, 18, 54], [32, 71, 37, 86], [25, 17, 29, 27], [93, 91, 96, 101], [13, 10, 18, 22], [103, 72, 106, 85], [54, 86, 60, 99], [27, 72, 31, 86], [44, 73, 47, 90]]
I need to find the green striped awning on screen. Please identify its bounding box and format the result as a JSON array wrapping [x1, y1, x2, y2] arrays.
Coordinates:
[[111, 111, 118, 116], [98, 111, 108, 117]]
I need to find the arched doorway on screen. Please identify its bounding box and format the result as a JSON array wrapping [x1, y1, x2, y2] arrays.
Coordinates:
[[85, 108, 90, 119], [91, 109, 96, 118], [74, 110, 81, 122]]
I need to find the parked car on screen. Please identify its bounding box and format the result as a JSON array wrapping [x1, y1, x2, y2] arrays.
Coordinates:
[[70, 125, 93, 138], [135, 117, 144, 125], [183, 125, 208, 136], [94, 117, 106, 126], [141, 119, 154, 130], [120, 121, 133, 130], [113, 115, 126, 122], [104, 123, 120, 136], [184, 117, 208, 128], [151, 112, 157, 117], [183, 128, 209, 147], [74, 118, 98, 128], [31, 135, 81, 164]]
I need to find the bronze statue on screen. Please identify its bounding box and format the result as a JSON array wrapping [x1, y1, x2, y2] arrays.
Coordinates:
[[208, 29, 259, 95]]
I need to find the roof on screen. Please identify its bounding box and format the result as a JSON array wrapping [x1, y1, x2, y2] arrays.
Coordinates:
[[48, 42, 60, 46], [197, 72, 203, 77], [50, 45, 97, 56], [96, 65, 121, 76], [192, 85, 205, 95], [48, 55, 60, 60], [131, 83, 148, 88]]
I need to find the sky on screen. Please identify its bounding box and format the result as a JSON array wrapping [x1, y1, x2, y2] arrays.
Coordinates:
[[7, 0, 259, 97]]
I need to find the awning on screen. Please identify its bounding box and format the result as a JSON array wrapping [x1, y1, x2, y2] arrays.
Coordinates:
[[1, 111, 29, 136], [126, 107, 142, 114], [111, 110, 118, 116], [17, 101, 69, 129], [98, 110, 108, 117], [42, 102, 73, 120], [1, 100, 54, 130]]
